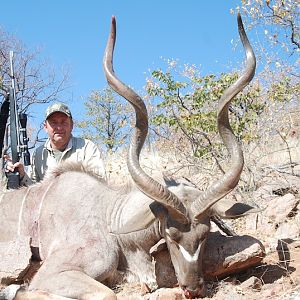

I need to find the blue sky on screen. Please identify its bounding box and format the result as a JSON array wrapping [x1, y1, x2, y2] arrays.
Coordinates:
[[1, 1, 245, 138]]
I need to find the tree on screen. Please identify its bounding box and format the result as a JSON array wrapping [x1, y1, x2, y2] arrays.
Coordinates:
[[231, 0, 299, 72], [232, 0, 299, 138], [145, 0, 299, 153], [77, 87, 132, 153], [0, 27, 69, 117], [145, 63, 262, 161], [143, 1, 299, 185], [0, 27, 69, 155]]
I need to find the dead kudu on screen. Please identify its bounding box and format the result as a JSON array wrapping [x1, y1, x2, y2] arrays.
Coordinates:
[[0, 14, 258, 299]]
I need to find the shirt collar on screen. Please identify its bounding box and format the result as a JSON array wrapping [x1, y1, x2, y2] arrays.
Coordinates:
[[45, 135, 73, 152]]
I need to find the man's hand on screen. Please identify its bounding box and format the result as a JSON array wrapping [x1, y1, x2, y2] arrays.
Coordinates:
[[4, 155, 25, 178]]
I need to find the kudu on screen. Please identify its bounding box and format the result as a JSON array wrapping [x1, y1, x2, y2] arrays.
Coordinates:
[[0, 13, 257, 300]]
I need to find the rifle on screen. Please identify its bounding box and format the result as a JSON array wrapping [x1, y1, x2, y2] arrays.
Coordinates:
[[0, 94, 9, 157], [5, 51, 31, 189]]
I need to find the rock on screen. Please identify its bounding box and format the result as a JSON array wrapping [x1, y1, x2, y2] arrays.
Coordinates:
[[246, 192, 299, 239], [148, 287, 184, 300], [260, 282, 286, 298], [212, 283, 246, 300], [203, 232, 265, 279], [264, 194, 298, 224], [115, 283, 146, 300], [0, 236, 32, 284], [240, 276, 262, 291], [275, 221, 300, 239], [253, 175, 300, 202]]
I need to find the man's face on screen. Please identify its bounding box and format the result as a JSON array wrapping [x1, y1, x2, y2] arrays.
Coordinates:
[[44, 112, 73, 150]]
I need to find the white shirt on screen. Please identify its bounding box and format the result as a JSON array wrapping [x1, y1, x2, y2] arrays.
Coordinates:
[[22, 136, 106, 185]]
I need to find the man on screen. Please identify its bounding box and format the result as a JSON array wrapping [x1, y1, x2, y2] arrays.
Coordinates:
[[5, 102, 106, 185]]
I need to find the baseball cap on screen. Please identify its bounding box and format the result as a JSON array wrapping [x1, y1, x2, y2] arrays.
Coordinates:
[[45, 102, 72, 120]]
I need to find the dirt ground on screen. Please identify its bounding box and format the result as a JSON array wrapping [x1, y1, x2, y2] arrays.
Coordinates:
[[207, 239, 300, 300]]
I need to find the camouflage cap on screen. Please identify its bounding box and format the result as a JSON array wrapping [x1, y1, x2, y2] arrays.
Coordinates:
[[45, 102, 72, 120]]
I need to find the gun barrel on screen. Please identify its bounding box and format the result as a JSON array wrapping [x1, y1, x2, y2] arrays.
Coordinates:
[[9, 51, 21, 160], [6, 51, 31, 189]]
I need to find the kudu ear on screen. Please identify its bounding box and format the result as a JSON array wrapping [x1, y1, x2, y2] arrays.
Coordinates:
[[211, 198, 262, 219], [110, 207, 157, 234], [109, 201, 168, 234]]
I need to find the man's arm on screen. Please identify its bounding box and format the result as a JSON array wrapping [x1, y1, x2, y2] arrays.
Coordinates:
[[9, 149, 39, 186]]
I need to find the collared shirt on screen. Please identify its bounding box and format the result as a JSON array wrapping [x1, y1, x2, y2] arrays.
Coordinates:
[[22, 136, 106, 185]]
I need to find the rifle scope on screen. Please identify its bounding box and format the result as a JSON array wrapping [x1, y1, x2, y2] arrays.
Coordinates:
[[19, 113, 31, 166]]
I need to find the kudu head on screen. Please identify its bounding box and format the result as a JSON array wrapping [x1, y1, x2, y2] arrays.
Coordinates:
[[103, 14, 256, 299]]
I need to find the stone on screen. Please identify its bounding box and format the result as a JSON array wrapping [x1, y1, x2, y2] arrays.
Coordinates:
[[240, 276, 262, 290], [264, 193, 298, 224], [0, 236, 32, 284], [148, 287, 184, 300]]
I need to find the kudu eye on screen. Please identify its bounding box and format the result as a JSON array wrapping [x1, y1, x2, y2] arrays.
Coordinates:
[[166, 227, 181, 243]]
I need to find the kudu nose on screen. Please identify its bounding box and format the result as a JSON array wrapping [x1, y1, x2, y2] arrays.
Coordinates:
[[181, 282, 206, 299]]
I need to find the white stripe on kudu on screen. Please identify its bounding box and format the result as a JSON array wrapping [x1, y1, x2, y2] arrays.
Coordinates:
[[179, 243, 202, 262]]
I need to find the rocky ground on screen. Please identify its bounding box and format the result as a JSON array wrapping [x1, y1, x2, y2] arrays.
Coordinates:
[[114, 239, 300, 299]]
